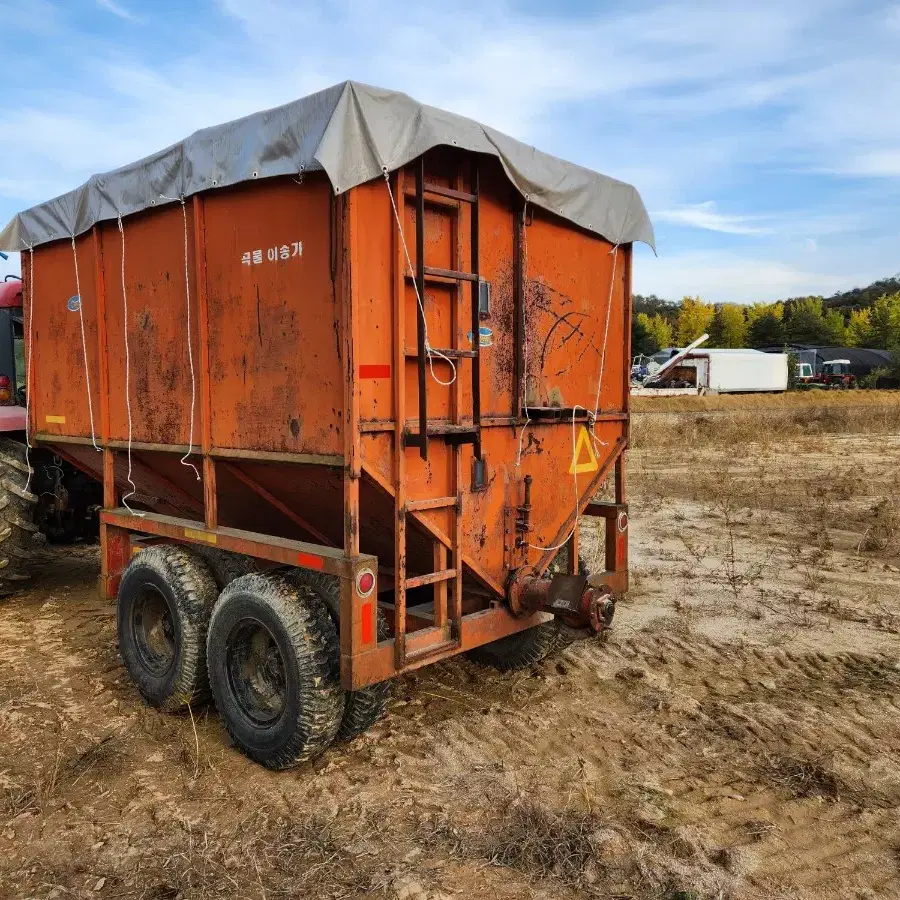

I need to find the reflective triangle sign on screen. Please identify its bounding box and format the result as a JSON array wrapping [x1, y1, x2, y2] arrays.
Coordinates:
[[569, 426, 599, 474]]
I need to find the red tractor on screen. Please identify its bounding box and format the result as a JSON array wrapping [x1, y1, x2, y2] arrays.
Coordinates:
[[0, 275, 101, 593], [819, 359, 856, 389]]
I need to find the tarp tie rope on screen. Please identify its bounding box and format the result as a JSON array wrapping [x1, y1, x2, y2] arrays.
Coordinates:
[[21, 241, 35, 493], [117, 215, 142, 516], [589, 242, 620, 453], [382, 168, 457, 387], [160, 194, 200, 481], [515, 202, 532, 468], [526, 406, 583, 552], [70, 235, 101, 452]]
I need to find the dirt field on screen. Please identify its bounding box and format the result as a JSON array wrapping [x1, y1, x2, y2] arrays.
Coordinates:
[[2, 395, 900, 899]]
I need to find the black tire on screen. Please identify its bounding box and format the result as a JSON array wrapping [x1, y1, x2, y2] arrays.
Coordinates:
[[117, 545, 218, 711], [193, 546, 259, 591], [206, 573, 344, 769], [465, 620, 563, 672], [289, 570, 391, 742], [0, 438, 39, 595]]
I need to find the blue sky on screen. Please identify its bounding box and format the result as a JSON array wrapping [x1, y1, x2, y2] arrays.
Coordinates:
[[0, 0, 898, 303]]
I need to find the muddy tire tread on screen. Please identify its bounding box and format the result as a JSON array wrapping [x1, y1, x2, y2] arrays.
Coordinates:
[[117, 545, 218, 711], [465, 620, 564, 672], [0, 439, 38, 591], [287, 569, 392, 741], [207, 573, 345, 769]]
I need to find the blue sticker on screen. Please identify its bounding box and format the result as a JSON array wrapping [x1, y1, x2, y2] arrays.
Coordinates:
[[467, 326, 493, 348], [67, 295, 81, 312]]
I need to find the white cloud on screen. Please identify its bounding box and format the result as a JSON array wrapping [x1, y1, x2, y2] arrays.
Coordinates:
[[653, 202, 770, 235], [96, 0, 140, 23], [634, 249, 871, 304]]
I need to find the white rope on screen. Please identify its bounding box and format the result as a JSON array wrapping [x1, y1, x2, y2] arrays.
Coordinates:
[[22, 242, 35, 492], [160, 194, 201, 481], [588, 242, 620, 454], [70, 236, 101, 452], [117, 216, 141, 515], [526, 406, 583, 552], [515, 202, 532, 468], [382, 169, 457, 387]]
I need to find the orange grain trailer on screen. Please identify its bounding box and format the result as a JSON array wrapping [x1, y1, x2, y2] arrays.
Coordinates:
[[1, 82, 654, 768]]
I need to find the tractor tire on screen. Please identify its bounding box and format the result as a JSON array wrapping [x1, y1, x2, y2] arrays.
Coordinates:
[[0, 438, 40, 596], [117, 545, 218, 711], [206, 573, 344, 769], [193, 546, 259, 592], [289, 570, 392, 742], [465, 619, 563, 672]]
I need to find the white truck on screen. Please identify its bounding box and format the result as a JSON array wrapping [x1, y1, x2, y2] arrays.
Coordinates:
[[633, 336, 789, 395]]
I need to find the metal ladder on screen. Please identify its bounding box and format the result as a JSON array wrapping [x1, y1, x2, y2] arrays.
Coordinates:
[[393, 153, 482, 667]]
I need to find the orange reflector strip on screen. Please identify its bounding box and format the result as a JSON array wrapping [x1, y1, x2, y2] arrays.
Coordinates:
[[297, 551, 324, 570], [360, 600, 375, 645], [359, 364, 390, 379]]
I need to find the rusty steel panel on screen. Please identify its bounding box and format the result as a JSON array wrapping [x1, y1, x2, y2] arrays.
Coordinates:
[[201, 175, 342, 456], [100, 205, 201, 447], [521, 208, 627, 412], [29, 234, 101, 439]]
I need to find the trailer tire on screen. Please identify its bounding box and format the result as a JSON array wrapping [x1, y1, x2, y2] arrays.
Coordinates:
[[465, 620, 563, 672], [0, 439, 39, 595], [206, 574, 344, 769], [193, 546, 259, 592], [117, 545, 218, 711], [287, 570, 391, 742]]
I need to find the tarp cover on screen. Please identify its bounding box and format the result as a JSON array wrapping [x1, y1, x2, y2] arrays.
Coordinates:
[[0, 81, 654, 252]]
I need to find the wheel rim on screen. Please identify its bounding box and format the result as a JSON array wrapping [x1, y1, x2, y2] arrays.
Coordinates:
[[225, 619, 287, 726], [132, 585, 176, 677]]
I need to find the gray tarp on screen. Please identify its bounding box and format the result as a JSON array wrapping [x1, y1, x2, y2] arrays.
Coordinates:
[[0, 80, 655, 252]]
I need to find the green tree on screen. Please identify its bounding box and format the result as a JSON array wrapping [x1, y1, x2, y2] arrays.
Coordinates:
[[747, 311, 786, 347], [676, 296, 714, 345], [640, 312, 674, 352], [863, 292, 900, 351], [846, 308, 871, 347], [784, 297, 831, 344], [632, 313, 655, 356], [708, 303, 747, 348]]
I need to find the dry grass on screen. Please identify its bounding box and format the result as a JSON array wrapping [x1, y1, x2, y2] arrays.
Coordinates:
[[631, 391, 900, 450], [13, 811, 390, 900]]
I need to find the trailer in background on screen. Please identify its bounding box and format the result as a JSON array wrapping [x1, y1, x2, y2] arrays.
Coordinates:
[[636, 342, 788, 395]]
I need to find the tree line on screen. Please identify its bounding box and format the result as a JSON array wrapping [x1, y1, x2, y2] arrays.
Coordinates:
[[632, 276, 900, 357]]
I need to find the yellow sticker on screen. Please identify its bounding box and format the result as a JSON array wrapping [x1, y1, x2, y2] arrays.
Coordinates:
[[569, 426, 599, 475], [184, 529, 217, 544], [45, 414, 66, 424]]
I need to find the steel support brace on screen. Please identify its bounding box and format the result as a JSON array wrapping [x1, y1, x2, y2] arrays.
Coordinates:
[[99, 508, 374, 579]]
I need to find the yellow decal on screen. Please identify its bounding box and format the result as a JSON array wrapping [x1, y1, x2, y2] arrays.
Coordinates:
[[569, 426, 599, 475], [184, 529, 217, 544], [45, 414, 66, 424]]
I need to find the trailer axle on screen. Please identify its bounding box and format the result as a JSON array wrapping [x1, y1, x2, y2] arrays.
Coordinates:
[[509, 572, 615, 634]]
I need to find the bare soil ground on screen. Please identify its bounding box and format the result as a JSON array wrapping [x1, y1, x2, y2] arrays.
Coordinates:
[[2, 394, 900, 900]]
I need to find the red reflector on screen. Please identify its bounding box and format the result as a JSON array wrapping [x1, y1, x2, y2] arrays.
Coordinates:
[[0, 375, 9, 387], [296, 551, 324, 570], [357, 570, 374, 595], [360, 600, 375, 645], [359, 364, 390, 379]]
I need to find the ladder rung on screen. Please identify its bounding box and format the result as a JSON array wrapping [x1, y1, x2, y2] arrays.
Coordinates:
[[406, 568, 457, 590], [424, 183, 477, 203], [404, 638, 459, 664], [424, 266, 478, 283], [404, 424, 478, 448], [404, 347, 476, 359], [407, 495, 458, 512]]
